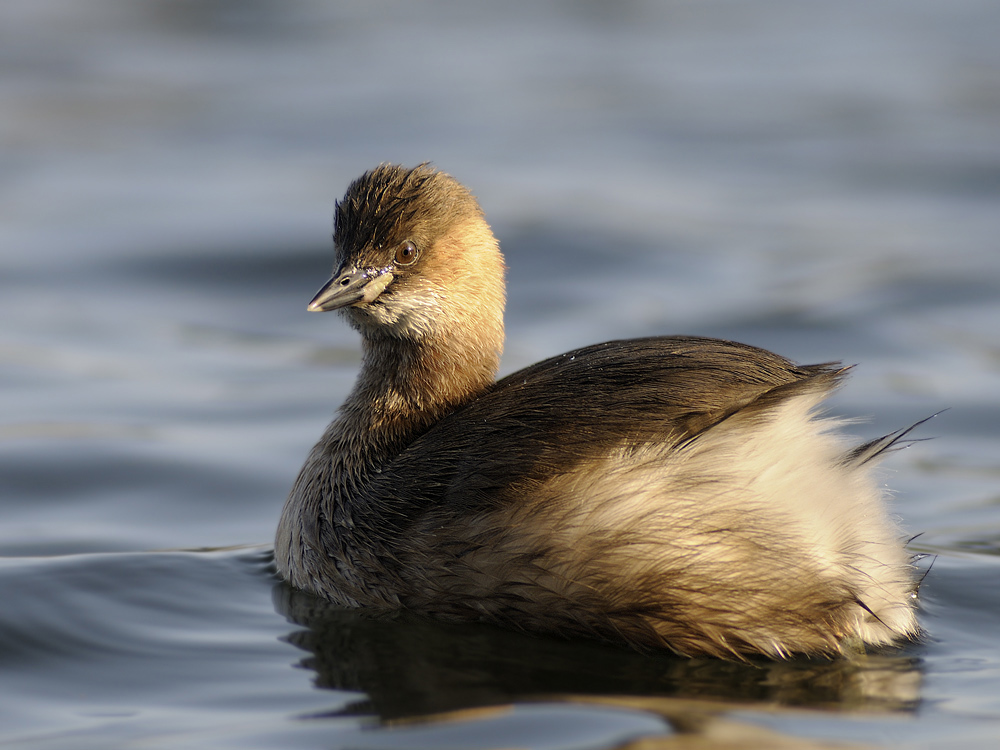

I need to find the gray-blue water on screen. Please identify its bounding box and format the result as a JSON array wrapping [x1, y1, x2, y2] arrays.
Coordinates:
[[2, 1, 999, 747]]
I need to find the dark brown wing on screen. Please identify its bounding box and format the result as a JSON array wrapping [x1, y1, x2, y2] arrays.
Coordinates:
[[363, 336, 842, 525]]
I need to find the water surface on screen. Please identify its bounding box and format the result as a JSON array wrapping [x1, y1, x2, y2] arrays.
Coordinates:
[[2, 1, 999, 747]]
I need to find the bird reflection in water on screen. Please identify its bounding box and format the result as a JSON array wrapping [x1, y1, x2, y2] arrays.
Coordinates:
[[273, 582, 922, 729]]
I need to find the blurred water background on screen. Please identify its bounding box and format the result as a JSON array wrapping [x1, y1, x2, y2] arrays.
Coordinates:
[[2, 1, 999, 748]]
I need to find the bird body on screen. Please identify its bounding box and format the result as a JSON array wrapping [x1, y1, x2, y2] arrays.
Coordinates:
[[275, 164, 918, 658]]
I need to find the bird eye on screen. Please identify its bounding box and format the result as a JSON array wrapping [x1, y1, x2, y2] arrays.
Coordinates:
[[395, 240, 419, 266]]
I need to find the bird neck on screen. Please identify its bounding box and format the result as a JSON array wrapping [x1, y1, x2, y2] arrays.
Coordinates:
[[333, 317, 502, 475]]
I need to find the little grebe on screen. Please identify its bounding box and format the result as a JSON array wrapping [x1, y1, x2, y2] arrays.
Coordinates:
[[275, 164, 919, 658]]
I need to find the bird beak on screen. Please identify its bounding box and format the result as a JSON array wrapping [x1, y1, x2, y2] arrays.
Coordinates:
[[307, 265, 393, 312]]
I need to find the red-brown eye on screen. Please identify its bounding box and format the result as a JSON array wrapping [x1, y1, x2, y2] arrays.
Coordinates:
[[395, 240, 419, 266]]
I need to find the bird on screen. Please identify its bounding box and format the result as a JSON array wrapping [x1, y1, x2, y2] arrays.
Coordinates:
[[274, 163, 919, 659]]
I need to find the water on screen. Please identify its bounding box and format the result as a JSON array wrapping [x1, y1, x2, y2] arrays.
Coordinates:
[[2, 0, 999, 747]]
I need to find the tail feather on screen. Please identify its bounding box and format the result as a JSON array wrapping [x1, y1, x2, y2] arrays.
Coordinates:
[[843, 411, 944, 466]]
